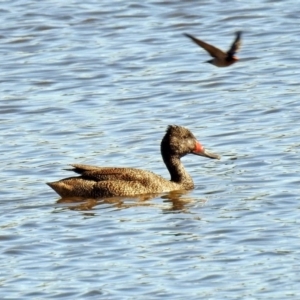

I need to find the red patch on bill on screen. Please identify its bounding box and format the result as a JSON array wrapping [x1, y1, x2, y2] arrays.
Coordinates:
[[194, 141, 203, 153]]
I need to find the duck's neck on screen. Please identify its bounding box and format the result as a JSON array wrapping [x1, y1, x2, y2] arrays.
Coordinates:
[[163, 155, 194, 190]]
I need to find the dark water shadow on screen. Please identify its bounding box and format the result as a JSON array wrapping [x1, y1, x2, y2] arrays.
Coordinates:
[[54, 190, 206, 214]]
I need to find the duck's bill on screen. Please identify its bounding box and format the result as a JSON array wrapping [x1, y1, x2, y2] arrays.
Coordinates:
[[195, 148, 221, 160]]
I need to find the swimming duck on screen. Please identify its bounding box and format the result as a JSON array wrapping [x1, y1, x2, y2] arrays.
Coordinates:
[[47, 125, 220, 198]]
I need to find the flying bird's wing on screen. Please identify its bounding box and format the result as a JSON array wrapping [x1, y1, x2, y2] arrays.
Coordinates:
[[227, 31, 242, 57], [184, 33, 226, 59]]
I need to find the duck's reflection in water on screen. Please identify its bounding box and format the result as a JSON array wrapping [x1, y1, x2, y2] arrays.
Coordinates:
[[55, 190, 207, 213]]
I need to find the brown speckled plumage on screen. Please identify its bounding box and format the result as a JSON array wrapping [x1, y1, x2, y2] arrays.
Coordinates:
[[47, 125, 220, 198]]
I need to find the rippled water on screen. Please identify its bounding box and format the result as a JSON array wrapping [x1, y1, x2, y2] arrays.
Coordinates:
[[1, 0, 300, 298]]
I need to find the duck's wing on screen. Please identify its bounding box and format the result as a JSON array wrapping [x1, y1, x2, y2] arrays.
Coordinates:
[[66, 164, 122, 175], [184, 33, 226, 59], [227, 31, 242, 57], [67, 164, 159, 182]]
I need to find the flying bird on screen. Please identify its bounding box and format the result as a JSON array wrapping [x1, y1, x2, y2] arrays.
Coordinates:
[[184, 31, 242, 67]]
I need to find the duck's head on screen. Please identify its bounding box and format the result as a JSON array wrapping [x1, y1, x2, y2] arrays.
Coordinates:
[[161, 125, 220, 160]]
